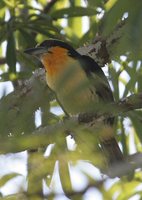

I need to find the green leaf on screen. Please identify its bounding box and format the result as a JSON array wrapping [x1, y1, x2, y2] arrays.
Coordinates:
[[108, 179, 140, 200], [0, 173, 22, 187], [0, 0, 5, 8], [44, 157, 56, 186], [51, 7, 97, 19], [87, 0, 103, 7], [67, 0, 83, 38], [0, 22, 7, 43], [102, 0, 129, 36], [6, 33, 16, 72], [119, 117, 128, 156], [59, 160, 72, 194], [117, 181, 140, 200], [80, 21, 98, 44], [108, 64, 120, 100], [0, 1, 6, 19], [3, 0, 15, 8], [0, 71, 32, 82], [17, 51, 40, 71], [18, 29, 36, 49], [102, 0, 142, 59], [129, 111, 142, 142], [26, 23, 59, 37]]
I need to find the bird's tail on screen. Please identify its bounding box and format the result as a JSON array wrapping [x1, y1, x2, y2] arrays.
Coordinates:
[[100, 137, 123, 165], [99, 126, 123, 165]]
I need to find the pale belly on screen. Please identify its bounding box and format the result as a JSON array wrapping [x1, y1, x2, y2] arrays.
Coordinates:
[[57, 84, 98, 114], [46, 64, 99, 115]]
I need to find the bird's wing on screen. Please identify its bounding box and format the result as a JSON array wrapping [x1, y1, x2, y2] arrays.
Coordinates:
[[79, 55, 114, 103], [78, 55, 124, 165]]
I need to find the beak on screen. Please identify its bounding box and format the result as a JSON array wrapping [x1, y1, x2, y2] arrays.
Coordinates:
[[24, 47, 47, 57]]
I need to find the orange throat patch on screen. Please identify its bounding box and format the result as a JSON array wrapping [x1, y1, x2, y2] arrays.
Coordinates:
[[41, 46, 70, 77], [40, 46, 76, 91]]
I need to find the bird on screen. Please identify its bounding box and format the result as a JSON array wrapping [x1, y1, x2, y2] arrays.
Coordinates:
[[24, 39, 123, 166]]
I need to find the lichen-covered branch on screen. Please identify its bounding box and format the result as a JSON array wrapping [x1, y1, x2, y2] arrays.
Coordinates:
[[77, 20, 126, 66]]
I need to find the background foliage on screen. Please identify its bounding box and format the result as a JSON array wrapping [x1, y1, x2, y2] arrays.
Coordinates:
[[0, 0, 142, 199]]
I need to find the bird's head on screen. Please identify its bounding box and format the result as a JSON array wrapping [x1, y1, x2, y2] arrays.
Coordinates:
[[24, 39, 80, 73], [24, 39, 79, 60]]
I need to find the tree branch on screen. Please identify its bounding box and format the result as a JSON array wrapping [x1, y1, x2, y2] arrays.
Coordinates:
[[100, 92, 142, 116], [78, 92, 142, 124], [77, 20, 126, 66], [43, 0, 58, 13], [106, 152, 142, 178], [114, 93, 142, 113]]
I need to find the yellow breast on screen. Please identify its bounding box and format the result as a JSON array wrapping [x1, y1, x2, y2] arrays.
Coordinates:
[[41, 47, 98, 114]]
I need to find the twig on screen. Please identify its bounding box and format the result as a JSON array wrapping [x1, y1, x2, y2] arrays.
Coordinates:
[[106, 152, 142, 178], [78, 92, 142, 124], [101, 92, 142, 116], [43, 0, 58, 13], [115, 93, 142, 113]]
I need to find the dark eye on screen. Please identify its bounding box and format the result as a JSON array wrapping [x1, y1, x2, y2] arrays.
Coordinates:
[[67, 51, 71, 56]]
